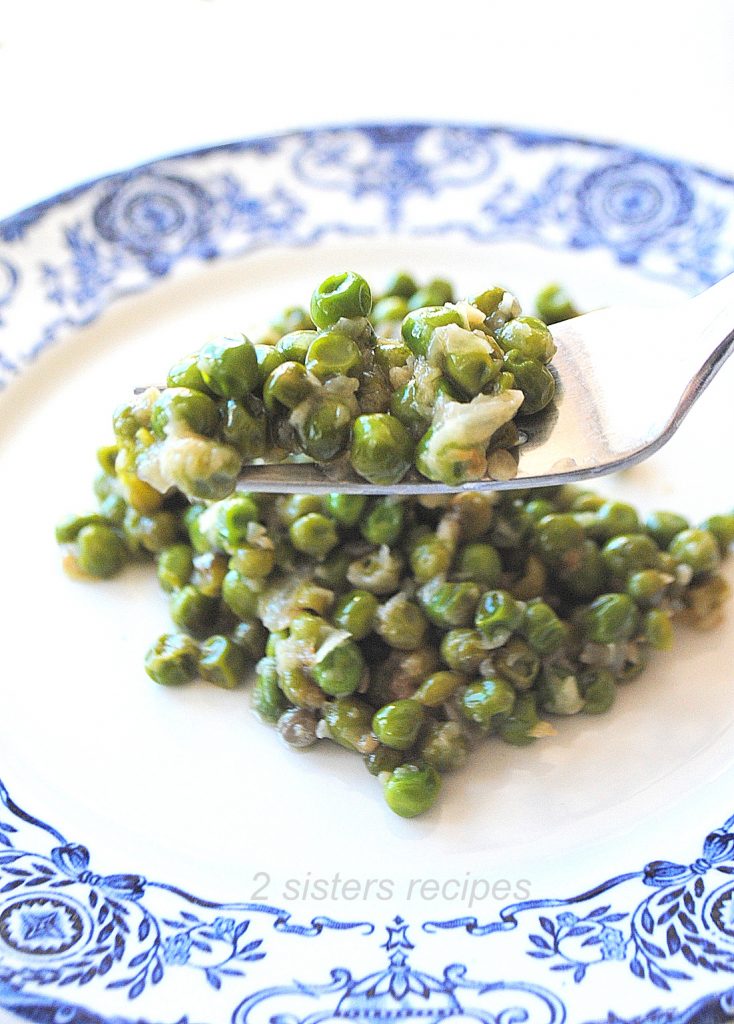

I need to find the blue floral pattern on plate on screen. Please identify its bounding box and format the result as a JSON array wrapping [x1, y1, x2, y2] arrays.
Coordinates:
[[2, 776, 734, 1023], [1, 123, 734, 1022]]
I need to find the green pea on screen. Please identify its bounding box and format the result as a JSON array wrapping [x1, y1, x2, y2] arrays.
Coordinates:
[[76, 524, 128, 578], [198, 635, 247, 689], [145, 633, 200, 686], [449, 492, 496, 539], [252, 657, 289, 722], [584, 593, 640, 643], [373, 337, 412, 373], [455, 542, 502, 589], [310, 272, 372, 329], [626, 568, 673, 605], [383, 764, 441, 818], [556, 539, 607, 598], [324, 493, 367, 526], [537, 664, 584, 715], [474, 590, 524, 647], [221, 399, 267, 461], [409, 535, 453, 584], [401, 306, 463, 358], [439, 628, 487, 673], [313, 639, 365, 697], [197, 335, 258, 401], [496, 692, 540, 745], [420, 721, 469, 772], [461, 676, 515, 731], [361, 498, 405, 545], [413, 670, 466, 707], [579, 668, 616, 714], [644, 608, 674, 650], [275, 329, 318, 363], [333, 589, 379, 640], [373, 700, 425, 750], [351, 414, 413, 485], [254, 343, 286, 385], [270, 305, 313, 337], [289, 513, 339, 560], [376, 595, 428, 649], [157, 543, 194, 592], [390, 379, 433, 436], [167, 353, 213, 393], [170, 584, 219, 636], [230, 618, 267, 660], [496, 316, 556, 364], [408, 279, 454, 308], [221, 570, 260, 620], [699, 514, 734, 555], [56, 512, 115, 544], [494, 637, 540, 690], [601, 534, 661, 578], [305, 330, 363, 380], [263, 361, 317, 413], [592, 501, 640, 539], [278, 666, 325, 710], [372, 296, 410, 325], [296, 397, 353, 462], [669, 528, 721, 575], [150, 388, 220, 439], [444, 345, 499, 396], [215, 494, 260, 551], [534, 513, 585, 565], [421, 581, 482, 629], [382, 271, 418, 299], [123, 509, 181, 555], [276, 493, 324, 526], [321, 697, 376, 752], [535, 283, 579, 325], [229, 542, 275, 577], [521, 600, 567, 654], [364, 744, 406, 777], [289, 611, 328, 645], [502, 350, 555, 414], [569, 491, 606, 513], [645, 510, 690, 548]]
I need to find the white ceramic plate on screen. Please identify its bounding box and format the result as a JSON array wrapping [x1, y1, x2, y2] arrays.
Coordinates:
[[2, 124, 734, 1024]]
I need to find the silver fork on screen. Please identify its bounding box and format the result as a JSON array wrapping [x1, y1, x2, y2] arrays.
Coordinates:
[[141, 273, 734, 494], [229, 272, 734, 494]]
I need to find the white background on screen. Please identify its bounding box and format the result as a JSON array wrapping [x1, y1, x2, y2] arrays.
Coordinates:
[[1, 0, 733, 221]]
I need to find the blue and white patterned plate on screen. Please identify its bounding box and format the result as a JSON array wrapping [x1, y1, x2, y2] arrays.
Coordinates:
[[2, 124, 734, 1024]]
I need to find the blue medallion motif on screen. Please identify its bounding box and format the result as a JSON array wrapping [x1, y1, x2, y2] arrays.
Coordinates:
[[93, 171, 215, 275]]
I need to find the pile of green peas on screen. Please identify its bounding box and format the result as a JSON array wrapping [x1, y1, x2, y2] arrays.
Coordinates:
[[56, 276, 734, 818], [107, 270, 564, 496]]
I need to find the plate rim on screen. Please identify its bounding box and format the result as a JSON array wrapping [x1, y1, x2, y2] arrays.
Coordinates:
[[2, 120, 734, 1023]]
